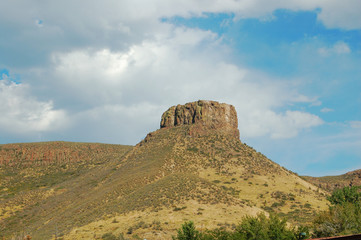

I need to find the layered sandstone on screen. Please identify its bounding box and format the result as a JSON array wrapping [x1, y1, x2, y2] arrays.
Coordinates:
[[160, 100, 240, 138]]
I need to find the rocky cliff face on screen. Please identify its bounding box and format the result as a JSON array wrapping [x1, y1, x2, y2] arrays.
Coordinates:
[[160, 100, 240, 138]]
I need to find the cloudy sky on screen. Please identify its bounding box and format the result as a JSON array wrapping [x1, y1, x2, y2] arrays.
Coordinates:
[[1, 0, 360, 176]]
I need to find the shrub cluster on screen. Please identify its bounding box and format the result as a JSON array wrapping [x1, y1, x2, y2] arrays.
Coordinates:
[[313, 186, 361, 237], [172, 214, 308, 240]]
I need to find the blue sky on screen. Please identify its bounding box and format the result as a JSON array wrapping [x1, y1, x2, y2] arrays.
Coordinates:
[[0, 1, 360, 176], [166, 10, 361, 121], [167, 9, 361, 176]]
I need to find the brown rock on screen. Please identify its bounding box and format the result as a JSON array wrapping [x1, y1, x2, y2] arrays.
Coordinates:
[[160, 100, 240, 138]]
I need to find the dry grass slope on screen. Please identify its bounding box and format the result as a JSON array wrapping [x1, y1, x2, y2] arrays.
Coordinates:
[[0, 127, 329, 239], [0, 142, 133, 239], [303, 169, 361, 192]]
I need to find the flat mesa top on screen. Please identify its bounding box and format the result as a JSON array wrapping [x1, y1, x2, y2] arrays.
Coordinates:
[[160, 100, 239, 138]]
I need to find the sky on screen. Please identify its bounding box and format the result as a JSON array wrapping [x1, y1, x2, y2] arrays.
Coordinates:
[[0, 0, 360, 176]]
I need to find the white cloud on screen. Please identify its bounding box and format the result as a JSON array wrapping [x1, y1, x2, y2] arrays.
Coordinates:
[[0, 0, 359, 71], [0, 0, 360, 48], [0, 79, 67, 134], [333, 42, 351, 54], [114, 0, 361, 30], [316, 0, 361, 30], [135, 0, 361, 30], [318, 41, 351, 56], [44, 26, 323, 142], [53, 48, 131, 90], [321, 107, 334, 113], [0, 0, 358, 176], [238, 109, 323, 139], [1, 0, 337, 143]]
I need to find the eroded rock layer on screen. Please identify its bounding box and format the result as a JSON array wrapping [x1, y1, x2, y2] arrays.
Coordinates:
[[160, 100, 240, 138]]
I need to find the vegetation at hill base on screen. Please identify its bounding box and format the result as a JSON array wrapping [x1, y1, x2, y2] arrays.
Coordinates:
[[313, 185, 361, 237], [172, 214, 309, 240], [169, 185, 361, 240]]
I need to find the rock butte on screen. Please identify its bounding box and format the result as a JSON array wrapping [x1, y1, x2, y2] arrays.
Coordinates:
[[160, 100, 240, 139]]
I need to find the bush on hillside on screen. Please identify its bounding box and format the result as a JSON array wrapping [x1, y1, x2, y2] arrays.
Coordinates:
[[235, 213, 300, 240], [313, 186, 361, 237], [172, 214, 307, 240], [172, 221, 200, 240], [327, 185, 361, 206], [101, 232, 118, 240]]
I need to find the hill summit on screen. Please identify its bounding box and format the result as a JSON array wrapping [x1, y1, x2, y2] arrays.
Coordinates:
[[160, 100, 240, 139], [0, 100, 328, 239], [303, 169, 361, 192]]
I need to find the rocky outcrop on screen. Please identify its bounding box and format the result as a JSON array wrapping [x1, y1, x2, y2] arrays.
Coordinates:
[[160, 100, 240, 138]]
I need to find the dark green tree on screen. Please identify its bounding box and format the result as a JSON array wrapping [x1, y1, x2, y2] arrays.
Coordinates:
[[327, 186, 361, 206], [237, 213, 297, 240], [201, 228, 233, 240], [237, 214, 269, 240], [173, 214, 304, 240], [173, 221, 200, 240]]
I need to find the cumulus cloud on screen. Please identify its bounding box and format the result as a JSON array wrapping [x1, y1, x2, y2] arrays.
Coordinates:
[[0, 0, 360, 66], [333, 42, 351, 54], [0, 0, 359, 177], [0, 79, 67, 135], [42, 26, 323, 142], [65, 103, 164, 144], [318, 41, 351, 56], [238, 109, 323, 139], [316, 0, 361, 30], [109, 0, 361, 30], [3, 0, 349, 144]]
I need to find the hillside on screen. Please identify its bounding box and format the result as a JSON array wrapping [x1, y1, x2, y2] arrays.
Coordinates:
[[303, 169, 361, 192], [0, 100, 328, 240], [0, 142, 133, 238]]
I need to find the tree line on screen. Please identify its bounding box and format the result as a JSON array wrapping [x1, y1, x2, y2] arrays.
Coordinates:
[[173, 186, 361, 240]]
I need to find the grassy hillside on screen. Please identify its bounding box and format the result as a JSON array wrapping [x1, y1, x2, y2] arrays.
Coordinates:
[[0, 127, 328, 239], [0, 142, 133, 239], [303, 169, 361, 192]]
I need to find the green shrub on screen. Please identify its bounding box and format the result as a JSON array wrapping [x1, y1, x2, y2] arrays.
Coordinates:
[[327, 186, 361, 206], [101, 232, 118, 240], [236, 213, 297, 240], [173, 206, 187, 211], [313, 202, 361, 237], [173, 221, 200, 240], [173, 214, 304, 240], [187, 147, 199, 153], [313, 186, 361, 237]]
